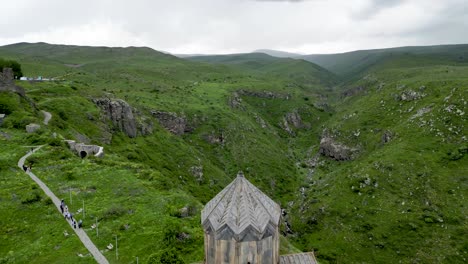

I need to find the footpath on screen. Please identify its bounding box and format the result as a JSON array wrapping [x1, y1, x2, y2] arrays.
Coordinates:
[[18, 146, 110, 264]]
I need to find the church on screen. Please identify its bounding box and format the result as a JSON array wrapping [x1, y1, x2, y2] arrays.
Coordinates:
[[201, 172, 317, 264]]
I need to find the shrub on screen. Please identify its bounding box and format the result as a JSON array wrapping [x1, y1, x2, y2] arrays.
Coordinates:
[[146, 248, 185, 264], [102, 205, 126, 220], [21, 190, 41, 204]]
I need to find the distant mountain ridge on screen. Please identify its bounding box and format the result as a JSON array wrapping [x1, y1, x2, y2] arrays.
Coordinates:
[[253, 49, 303, 58]]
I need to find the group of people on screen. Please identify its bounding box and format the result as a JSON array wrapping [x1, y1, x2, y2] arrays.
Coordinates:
[[60, 199, 83, 229], [22, 164, 32, 172]]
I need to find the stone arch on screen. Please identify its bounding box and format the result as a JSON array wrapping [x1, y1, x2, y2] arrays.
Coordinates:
[[80, 150, 87, 159]]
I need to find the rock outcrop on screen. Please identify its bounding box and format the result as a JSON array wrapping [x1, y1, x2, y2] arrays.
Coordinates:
[[204, 131, 225, 144], [151, 111, 192, 135], [381, 130, 394, 144], [0, 68, 25, 96], [397, 90, 425, 101], [285, 111, 303, 129], [319, 136, 354, 161], [281, 111, 304, 136], [26, 123, 41, 133], [94, 98, 137, 138], [228, 92, 243, 109], [238, 89, 290, 99]]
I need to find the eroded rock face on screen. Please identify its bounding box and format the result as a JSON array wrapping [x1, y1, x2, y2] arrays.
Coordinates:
[[319, 137, 353, 161], [94, 98, 137, 138], [151, 111, 191, 135], [281, 111, 304, 136]]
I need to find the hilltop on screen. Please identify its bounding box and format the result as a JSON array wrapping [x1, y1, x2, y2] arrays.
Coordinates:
[[0, 42, 466, 263]]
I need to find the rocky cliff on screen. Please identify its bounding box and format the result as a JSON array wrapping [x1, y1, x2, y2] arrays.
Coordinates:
[[151, 110, 192, 135], [94, 98, 138, 138]]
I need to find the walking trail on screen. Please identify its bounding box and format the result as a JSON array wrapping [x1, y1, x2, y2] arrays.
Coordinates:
[[41, 111, 52, 125], [18, 146, 109, 264]]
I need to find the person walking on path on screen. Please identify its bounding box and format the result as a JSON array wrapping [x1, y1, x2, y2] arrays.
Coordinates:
[[17, 145, 109, 264]]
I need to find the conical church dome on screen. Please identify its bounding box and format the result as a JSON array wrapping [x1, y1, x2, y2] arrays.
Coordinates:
[[201, 171, 281, 241]]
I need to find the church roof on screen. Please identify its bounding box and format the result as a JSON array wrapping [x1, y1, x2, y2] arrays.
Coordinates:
[[280, 252, 318, 264], [201, 172, 281, 240]]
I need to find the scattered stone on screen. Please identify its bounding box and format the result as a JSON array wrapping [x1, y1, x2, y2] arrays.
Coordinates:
[[253, 113, 267, 128], [410, 106, 432, 120], [397, 90, 425, 101], [189, 165, 203, 182], [26, 123, 41, 133]]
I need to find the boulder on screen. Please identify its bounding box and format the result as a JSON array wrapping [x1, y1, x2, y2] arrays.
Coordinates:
[[285, 111, 303, 129], [26, 123, 41, 133], [94, 98, 137, 138], [381, 130, 393, 144], [319, 136, 353, 161]]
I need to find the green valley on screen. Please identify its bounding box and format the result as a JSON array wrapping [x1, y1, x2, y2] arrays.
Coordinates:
[[0, 42, 466, 264]]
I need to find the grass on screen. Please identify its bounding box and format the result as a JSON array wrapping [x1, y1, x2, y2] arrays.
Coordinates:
[[0, 42, 467, 263]]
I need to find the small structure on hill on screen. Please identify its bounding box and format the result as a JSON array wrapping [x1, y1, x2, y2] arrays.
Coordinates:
[[65, 140, 104, 158], [201, 172, 317, 264]]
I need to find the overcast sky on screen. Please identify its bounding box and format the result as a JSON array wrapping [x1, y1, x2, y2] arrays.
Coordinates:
[[1, 0, 467, 54]]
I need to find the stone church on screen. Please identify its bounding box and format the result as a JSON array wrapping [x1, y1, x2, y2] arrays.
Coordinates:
[[201, 172, 317, 264]]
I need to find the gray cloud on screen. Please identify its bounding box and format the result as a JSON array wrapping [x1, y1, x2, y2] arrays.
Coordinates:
[[0, 0, 467, 54]]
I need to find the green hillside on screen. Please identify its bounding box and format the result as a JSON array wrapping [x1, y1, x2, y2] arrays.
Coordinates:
[[0, 42, 466, 264], [300, 44, 468, 81], [187, 52, 338, 88]]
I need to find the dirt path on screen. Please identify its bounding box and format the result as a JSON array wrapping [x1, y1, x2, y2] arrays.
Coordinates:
[[18, 146, 109, 264], [41, 111, 52, 125]]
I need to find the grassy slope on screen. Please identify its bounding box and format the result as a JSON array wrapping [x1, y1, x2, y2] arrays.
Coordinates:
[[289, 57, 467, 263], [301, 44, 468, 81], [0, 43, 317, 263], [186, 52, 338, 88], [1, 43, 467, 263]]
